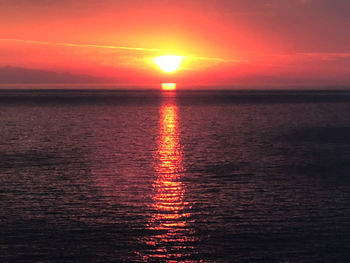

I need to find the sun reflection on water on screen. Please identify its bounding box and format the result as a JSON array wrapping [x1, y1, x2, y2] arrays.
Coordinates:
[[142, 91, 195, 262], [162, 83, 176, 91]]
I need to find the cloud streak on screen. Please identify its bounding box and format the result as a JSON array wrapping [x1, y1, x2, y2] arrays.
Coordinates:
[[0, 38, 165, 52], [261, 52, 350, 62], [0, 38, 245, 66]]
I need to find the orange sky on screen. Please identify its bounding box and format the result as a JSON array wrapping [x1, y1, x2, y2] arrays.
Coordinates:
[[1, 0, 350, 86]]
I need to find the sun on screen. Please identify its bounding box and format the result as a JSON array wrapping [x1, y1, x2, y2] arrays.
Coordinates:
[[154, 55, 183, 73]]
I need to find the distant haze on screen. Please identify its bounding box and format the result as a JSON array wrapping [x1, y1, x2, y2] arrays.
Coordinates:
[[0, 66, 114, 84]]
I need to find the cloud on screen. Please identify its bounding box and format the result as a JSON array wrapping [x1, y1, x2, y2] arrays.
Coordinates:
[[0, 38, 164, 52], [0, 38, 242, 68], [262, 52, 350, 62]]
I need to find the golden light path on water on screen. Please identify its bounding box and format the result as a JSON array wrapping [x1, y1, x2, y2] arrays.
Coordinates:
[[142, 89, 195, 262]]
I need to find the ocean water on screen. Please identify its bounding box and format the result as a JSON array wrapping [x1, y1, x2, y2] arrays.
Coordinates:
[[1, 89, 350, 262]]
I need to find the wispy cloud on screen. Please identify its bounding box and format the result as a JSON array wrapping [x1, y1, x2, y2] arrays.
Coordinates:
[[297, 52, 350, 61], [0, 38, 247, 65], [260, 51, 350, 62], [190, 55, 249, 64], [0, 38, 165, 52]]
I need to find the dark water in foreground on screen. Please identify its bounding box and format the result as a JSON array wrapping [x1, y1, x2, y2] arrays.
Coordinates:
[[1, 89, 350, 262]]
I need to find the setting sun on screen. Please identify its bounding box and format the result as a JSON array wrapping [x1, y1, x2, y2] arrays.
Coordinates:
[[154, 55, 183, 73]]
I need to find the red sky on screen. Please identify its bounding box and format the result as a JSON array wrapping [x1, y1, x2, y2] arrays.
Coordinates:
[[1, 0, 350, 86]]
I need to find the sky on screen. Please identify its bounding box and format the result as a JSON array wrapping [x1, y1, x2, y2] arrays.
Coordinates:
[[1, 0, 350, 86]]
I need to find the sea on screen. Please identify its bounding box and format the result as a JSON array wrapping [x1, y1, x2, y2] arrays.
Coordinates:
[[1, 88, 350, 262]]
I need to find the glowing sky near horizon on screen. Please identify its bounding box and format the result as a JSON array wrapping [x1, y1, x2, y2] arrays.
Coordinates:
[[1, 0, 350, 85]]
